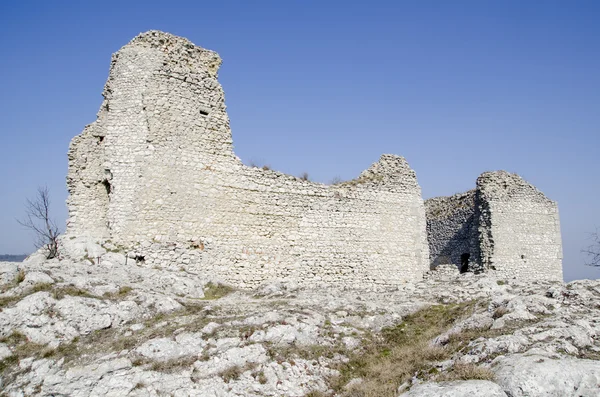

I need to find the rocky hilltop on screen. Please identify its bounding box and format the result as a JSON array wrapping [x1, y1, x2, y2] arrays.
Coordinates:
[[0, 31, 593, 396], [1, 252, 599, 396]]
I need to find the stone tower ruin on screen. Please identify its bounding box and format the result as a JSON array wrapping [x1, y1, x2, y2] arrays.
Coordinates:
[[425, 171, 563, 281], [65, 31, 430, 289], [64, 30, 563, 288]]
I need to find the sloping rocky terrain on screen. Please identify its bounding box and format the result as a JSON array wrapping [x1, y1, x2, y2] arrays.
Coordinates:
[[1, 244, 599, 396]]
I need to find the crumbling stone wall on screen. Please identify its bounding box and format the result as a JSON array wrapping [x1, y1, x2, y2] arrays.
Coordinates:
[[477, 171, 563, 281], [425, 190, 480, 272], [65, 31, 430, 289], [425, 172, 563, 281]]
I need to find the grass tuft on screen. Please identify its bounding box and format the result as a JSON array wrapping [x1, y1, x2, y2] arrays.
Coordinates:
[[219, 365, 242, 382], [202, 282, 234, 300], [438, 362, 495, 381], [52, 286, 101, 300]]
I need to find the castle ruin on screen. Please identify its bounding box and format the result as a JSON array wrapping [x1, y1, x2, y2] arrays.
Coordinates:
[[64, 31, 563, 288], [426, 172, 563, 281]]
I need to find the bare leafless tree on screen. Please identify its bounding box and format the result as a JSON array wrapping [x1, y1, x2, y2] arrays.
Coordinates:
[[583, 227, 600, 266], [17, 187, 61, 259]]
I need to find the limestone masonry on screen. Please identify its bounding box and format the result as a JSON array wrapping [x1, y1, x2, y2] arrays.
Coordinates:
[[65, 31, 563, 287], [426, 172, 563, 281]]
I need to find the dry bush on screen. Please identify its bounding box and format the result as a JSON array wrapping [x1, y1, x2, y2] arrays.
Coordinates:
[[219, 365, 242, 382], [15, 270, 26, 284], [17, 186, 61, 259], [329, 176, 343, 185]]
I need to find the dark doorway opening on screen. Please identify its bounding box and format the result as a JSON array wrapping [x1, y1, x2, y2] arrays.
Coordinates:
[[460, 253, 470, 273]]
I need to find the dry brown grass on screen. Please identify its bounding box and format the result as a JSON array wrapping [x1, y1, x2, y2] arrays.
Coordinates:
[[202, 282, 234, 300], [149, 356, 198, 373], [219, 365, 243, 382], [305, 391, 328, 397], [438, 362, 495, 381], [51, 286, 102, 300], [15, 270, 26, 284], [329, 301, 482, 397], [492, 306, 509, 319]]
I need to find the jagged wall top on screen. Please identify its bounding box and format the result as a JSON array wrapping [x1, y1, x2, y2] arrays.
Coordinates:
[[65, 30, 431, 289], [477, 171, 554, 204], [125, 30, 221, 76]]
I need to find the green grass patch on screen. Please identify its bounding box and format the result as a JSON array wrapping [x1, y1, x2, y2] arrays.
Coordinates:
[[202, 282, 234, 300]]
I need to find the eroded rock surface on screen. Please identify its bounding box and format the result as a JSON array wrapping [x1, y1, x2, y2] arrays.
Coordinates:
[[1, 254, 599, 397]]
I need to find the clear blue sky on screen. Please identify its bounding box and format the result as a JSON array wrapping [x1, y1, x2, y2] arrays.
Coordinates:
[[0, 0, 598, 281]]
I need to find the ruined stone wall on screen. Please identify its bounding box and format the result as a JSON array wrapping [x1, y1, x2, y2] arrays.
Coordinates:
[[425, 172, 563, 281], [477, 171, 563, 281], [65, 31, 430, 289], [425, 190, 480, 271]]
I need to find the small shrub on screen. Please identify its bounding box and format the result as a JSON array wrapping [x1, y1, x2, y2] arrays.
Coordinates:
[[256, 370, 268, 384], [219, 365, 242, 382], [15, 269, 26, 284], [329, 176, 343, 185], [299, 172, 310, 181], [496, 280, 506, 286]]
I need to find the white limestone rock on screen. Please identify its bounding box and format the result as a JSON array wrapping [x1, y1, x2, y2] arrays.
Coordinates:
[[136, 333, 206, 361], [0, 262, 19, 287], [21, 271, 55, 288], [493, 352, 600, 397], [0, 343, 12, 360], [399, 380, 507, 397], [193, 344, 268, 379]]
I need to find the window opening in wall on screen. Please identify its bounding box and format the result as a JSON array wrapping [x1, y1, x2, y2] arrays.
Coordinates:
[[134, 255, 145, 264], [199, 109, 209, 116], [460, 253, 470, 273]]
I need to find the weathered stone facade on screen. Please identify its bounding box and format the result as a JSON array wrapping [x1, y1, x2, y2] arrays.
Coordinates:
[[65, 30, 563, 288], [425, 190, 480, 272], [65, 31, 430, 289], [426, 171, 563, 281]]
